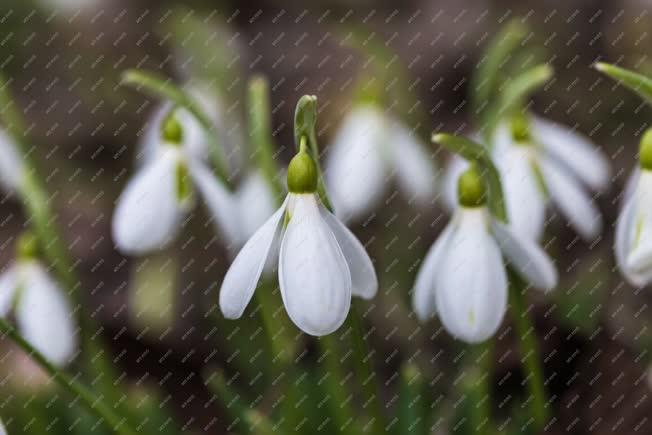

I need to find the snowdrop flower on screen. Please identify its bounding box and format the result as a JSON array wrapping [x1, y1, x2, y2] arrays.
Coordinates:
[[0, 235, 76, 366], [113, 111, 239, 255], [220, 143, 378, 335], [0, 417, 5, 435], [413, 165, 557, 343], [442, 116, 611, 241], [616, 129, 652, 286], [325, 105, 437, 222]]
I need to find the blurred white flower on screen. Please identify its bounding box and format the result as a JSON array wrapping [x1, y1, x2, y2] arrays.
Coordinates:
[[413, 166, 557, 343], [0, 417, 5, 435], [616, 164, 652, 286], [0, 128, 24, 193], [112, 114, 240, 255], [234, 171, 278, 245], [325, 105, 437, 222], [441, 117, 610, 241], [220, 148, 377, 336], [0, 260, 77, 366], [138, 83, 243, 174]]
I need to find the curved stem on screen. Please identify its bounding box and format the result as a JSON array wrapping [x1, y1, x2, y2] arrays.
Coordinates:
[[0, 319, 138, 435], [508, 269, 548, 430]]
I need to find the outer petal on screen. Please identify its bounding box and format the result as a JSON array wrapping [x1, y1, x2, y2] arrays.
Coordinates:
[[540, 157, 602, 240], [0, 128, 24, 192], [112, 149, 182, 255], [434, 208, 508, 343], [615, 194, 652, 286], [532, 117, 611, 191], [325, 106, 387, 222], [15, 262, 77, 366], [279, 194, 351, 336], [412, 222, 454, 321], [441, 155, 469, 212], [624, 171, 652, 276], [0, 265, 17, 317], [494, 144, 546, 241], [320, 206, 378, 299], [219, 198, 287, 319], [491, 220, 557, 291], [388, 119, 437, 206], [189, 162, 241, 250], [236, 172, 279, 243]]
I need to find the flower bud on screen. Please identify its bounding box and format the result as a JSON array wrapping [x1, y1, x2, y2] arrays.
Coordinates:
[[457, 164, 486, 207], [287, 141, 318, 193], [162, 110, 183, 145], [639, 127, 652, 170]]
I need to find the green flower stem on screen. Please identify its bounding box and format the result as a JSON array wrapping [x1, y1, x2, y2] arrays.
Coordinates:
[[595, 62, 652, 105], [508, 270, 548, 431], [467, 342, 493, 434], [121, 69, 231, 187], [247, 76, 283, 199], [396, 363, 427, 435], [349, 301, 386, 433], [0, 318, 138, 435], [293, 95, 333, 211], [319, 333, 357, 433]]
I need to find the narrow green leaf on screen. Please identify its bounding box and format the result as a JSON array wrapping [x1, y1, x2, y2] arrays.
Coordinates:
[[431, 133, 507, 222], [204, 370, 252, 434], [472, 18, 527, 115], [396, 363, 428, 435], [595, 62, 652, 105], [121, 69, 230, 186]]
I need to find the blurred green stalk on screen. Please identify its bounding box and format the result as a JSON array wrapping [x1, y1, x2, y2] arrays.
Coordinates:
[[508, 269, 548, 431], [0, 318, 138, 435]]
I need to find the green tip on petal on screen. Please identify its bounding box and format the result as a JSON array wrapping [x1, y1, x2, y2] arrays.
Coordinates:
[[287, 139, 318, 193], [510, 112, 531, 143], [640, 128, 652, 170], [162, 110, 183, 145], [17, 231, 38, 260], [458, 164, 486, 207]]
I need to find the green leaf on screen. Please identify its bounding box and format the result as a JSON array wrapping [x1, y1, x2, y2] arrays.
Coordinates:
[[595, 62, 652, 105], [204, 369, 252, 434], [431, 133, 507, 222], [396, 364, 429, 435], [483, 64, 553, 142], [121, 69, 230, 186], [471, 18, 528, 116]]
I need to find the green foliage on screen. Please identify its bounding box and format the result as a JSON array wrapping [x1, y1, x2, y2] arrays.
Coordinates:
[[595, 62, 652, 106]]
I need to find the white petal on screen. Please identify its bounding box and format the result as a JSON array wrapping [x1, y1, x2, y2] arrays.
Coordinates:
[[623, 171, 652, 277], [441, 155, 469, 212], [320, 206, 378, 299], [135, 103, 169, 168], [0, 128, 24, 192], [434, 208, 507, 343], [189, 162, 241, 250], [219, 198, 287, 319], [15, 262, 77, 366], [615, 194, 652, 286], [236, 172, 279, 242], [279, 194, 351, 336], [491, 220, 557, 291], [532, 117, 611, 191], [388, 119, 437, 205], [112, 150, 182, 255], [412, 222, 455, 321], [0, 265, 17, 317], [494, 144, 546, 240], [0, 418, 6, 435], [325, 106, 387, 222], [622, 168, 640, 207], [540, 157, 602, 240]]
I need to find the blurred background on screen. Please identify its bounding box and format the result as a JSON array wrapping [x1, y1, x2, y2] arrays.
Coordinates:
[[0, 0, 651, 434]]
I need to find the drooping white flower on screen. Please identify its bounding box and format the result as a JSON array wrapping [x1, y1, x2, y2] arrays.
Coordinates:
[[0, 128, 24, 193], [113, 111, 240, 255], [0, 260, 77, 366], [615, 130, 652, 286], [0, 417, 6, 435], [413, 165, 557, 343], [220, 145, 378, 336], [325, 105, 437, 222], [441, 116, 611, 241]]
